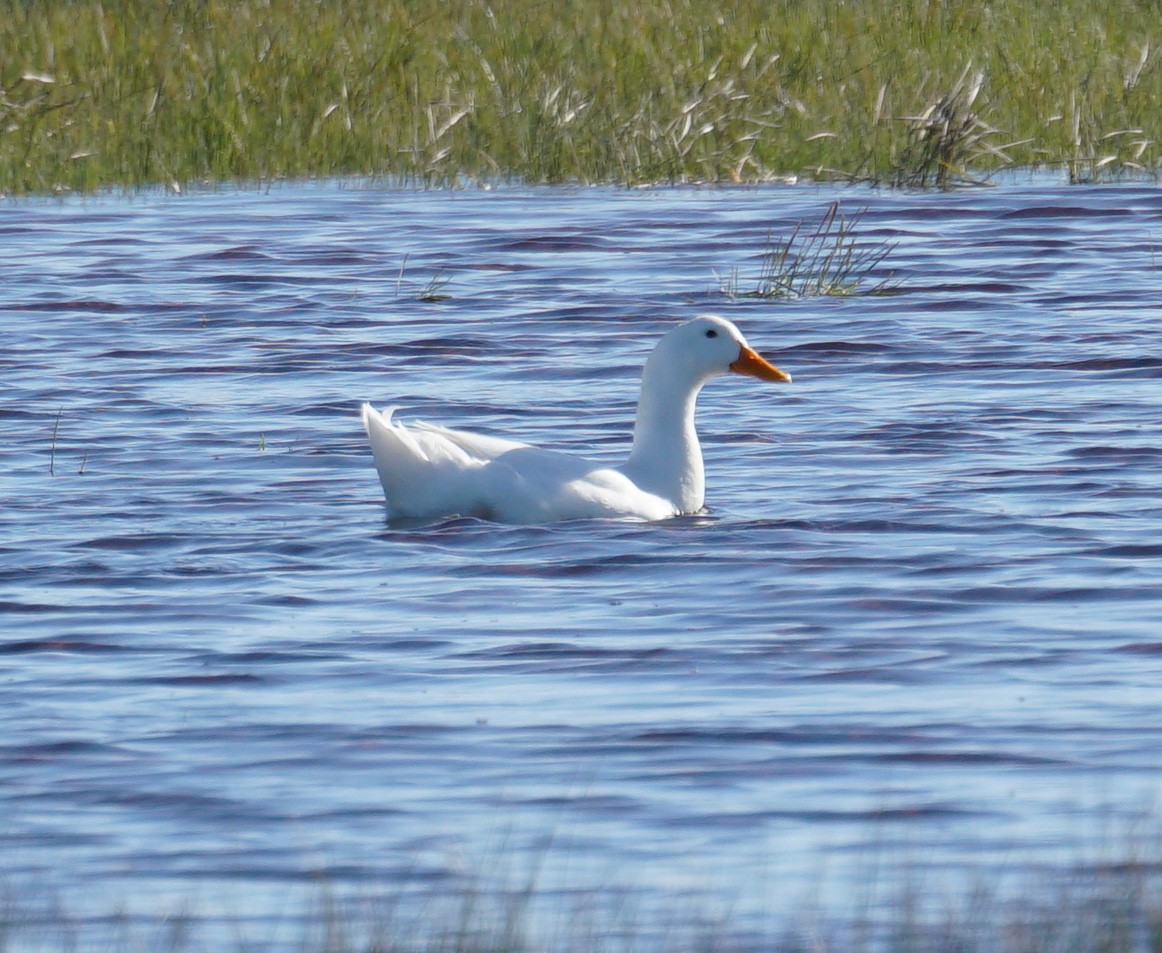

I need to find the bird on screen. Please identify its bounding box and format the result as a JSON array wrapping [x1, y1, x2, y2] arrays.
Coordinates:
[[360, 314, 791, 524]]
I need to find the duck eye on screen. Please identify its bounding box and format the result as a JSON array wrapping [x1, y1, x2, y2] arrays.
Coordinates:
[[705, 329, 718, 339]]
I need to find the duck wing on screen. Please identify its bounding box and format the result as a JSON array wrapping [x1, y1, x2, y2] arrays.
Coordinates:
[[412, 419, 529, 460], [484, 447, 678, 523], [362, 404, 521, 520], [361, 403, 676, 523]]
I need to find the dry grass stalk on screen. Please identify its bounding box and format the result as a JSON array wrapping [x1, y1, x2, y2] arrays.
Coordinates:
[[892, 64, 1008, 188]]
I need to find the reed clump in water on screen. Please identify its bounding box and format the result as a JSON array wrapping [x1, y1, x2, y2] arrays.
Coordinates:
[[718, 202, 897, 300], [0, 0, 1159, 192]]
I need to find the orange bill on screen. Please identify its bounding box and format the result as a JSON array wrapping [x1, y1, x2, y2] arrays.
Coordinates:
[[730, 345, 792, 383]]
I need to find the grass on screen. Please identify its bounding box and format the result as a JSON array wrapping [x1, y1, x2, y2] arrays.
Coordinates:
[[887, 63, 1018, 188], [718, 202, 897, 300], [1, 0, 1160, 193], [395, 254, 453, 301]]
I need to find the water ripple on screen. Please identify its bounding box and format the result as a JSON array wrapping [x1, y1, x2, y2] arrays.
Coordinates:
[[2, 179, 1162, 942]]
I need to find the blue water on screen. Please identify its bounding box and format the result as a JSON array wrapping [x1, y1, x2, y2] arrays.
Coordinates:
[[4, 179, 1162, 947]]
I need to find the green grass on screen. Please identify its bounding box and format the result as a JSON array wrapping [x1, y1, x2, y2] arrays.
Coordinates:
[[718, 202, 898, 299], [1, 0, 1160, 193]]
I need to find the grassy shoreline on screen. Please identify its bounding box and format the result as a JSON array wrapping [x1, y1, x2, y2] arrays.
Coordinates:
[[1, 0, 1159, 194]]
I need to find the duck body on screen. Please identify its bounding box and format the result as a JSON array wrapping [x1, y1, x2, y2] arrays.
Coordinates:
[[361, 315, 790, 524], [360, 410, 678, 522]]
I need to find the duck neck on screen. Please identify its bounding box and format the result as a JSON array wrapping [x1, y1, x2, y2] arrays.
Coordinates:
[[624, 363, 706, 513]]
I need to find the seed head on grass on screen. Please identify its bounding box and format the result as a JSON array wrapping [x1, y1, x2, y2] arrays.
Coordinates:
[[890, 64, 1021, 189], [1066, 83, 1156, 184], [4, 2, 1162, 191]]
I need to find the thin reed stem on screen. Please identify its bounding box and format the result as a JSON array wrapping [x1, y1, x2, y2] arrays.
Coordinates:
[[49, 408, 62, 476]]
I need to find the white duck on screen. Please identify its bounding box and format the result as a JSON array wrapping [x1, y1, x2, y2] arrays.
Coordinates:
[[361, 315, 791, 524]]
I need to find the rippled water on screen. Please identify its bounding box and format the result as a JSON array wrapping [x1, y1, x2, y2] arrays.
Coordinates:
[[4, 179, 1162, 946]]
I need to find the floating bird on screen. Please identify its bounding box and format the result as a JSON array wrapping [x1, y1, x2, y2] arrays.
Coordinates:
[[361, 315, 791, 524]]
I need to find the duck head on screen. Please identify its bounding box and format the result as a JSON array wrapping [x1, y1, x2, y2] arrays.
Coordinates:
[[652, 314, 792, 385]]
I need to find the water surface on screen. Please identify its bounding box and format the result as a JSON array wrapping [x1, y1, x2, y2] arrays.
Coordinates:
[[3, 179, 1162, 946]]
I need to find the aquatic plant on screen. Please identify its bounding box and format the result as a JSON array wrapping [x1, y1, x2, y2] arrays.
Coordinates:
[[0, 0, 1160, 191], [395, 254, 453, 302], [888, 64, 1015, 188], [719, 203, 897, 300]]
